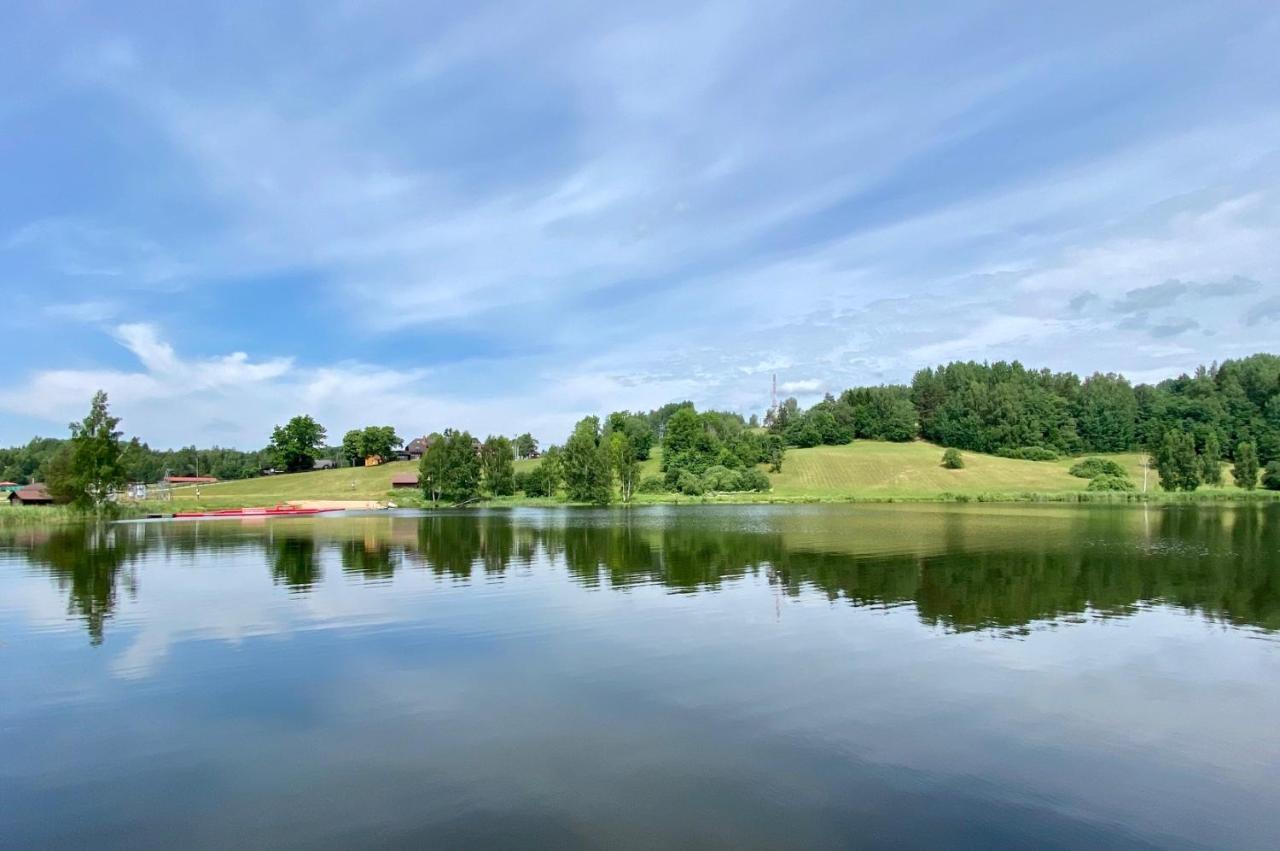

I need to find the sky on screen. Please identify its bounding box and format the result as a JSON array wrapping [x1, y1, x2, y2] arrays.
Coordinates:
[[1, 1, 1278, 449]]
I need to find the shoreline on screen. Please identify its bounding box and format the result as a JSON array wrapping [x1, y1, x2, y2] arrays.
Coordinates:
[[4, 488, 1278, 527]]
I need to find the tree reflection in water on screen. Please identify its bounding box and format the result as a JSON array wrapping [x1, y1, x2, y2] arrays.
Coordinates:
[[8, 505, 1279, 644]]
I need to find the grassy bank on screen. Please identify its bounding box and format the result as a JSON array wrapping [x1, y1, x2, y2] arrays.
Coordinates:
[[157, 441, 1275, 508], [3, 441, 1272, 524]]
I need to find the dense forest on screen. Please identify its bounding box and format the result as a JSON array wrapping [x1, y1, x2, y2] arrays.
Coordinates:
[[767, 353, 1280, 466]]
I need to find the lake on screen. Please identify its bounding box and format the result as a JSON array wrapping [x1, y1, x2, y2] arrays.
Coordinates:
[[2, 504, 1278, 849]]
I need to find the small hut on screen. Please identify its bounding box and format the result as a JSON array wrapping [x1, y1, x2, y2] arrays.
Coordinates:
[[8, 484, 53, 506], [390, 473, 420, 489]]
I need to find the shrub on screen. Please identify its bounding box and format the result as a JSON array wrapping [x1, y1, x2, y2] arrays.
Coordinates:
[[1087, 475, 1136, 492], [512, 471, 530, 493], [738, 468, 771, 492], [1069, 458, 1127, 479], [637, 475, 668, 493], [1263, 461, 1280, 491], [700, 465, 742, 492], [996, 446, 1059, 461], [522, 465, 555, 497], [676, 470, 705, 495], [941, 448, 964, 469]]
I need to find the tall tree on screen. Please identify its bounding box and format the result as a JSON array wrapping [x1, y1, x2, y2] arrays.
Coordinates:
[[360, 426, 403, 463], [341, 429, 364, 466], [46, 391, 127, 511], [538, 445, 563, 497], [605, 412, 656, 460], [481, 435, 516, 496], [562, 417, 612, 505], [1155, 430, 1201, 492], [610, 432, 640, 503], [1233, 441, 1259, 490], [1075, 372, 1138, 452], [1200, 432, 1223, 486], [269, 415, 327, 473], [765, 434, 785, 472], [419, 429, 481, 504], [514, 432, 539, 459]]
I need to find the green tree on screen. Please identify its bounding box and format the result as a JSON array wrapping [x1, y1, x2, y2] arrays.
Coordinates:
[[481, 435, 516, 496], [1233, 441, 1259, 490], [269, 415, 327, 473], [605, 412, 655, 460], [1262, 460, 1280, 491], [610, 431, 640, 503], [765, 434, 785, 472], [1075, 373, 1138, 452], [562, 417, 612, 504], [941, 447, 964, 469], [341, 429, 364, 466], [360, 426, 403, 463], [514, 432, 538, 459], [1200, 432, 1222, 486], [419, 429, 481, 504], [45, 391, 127, 511], [530, 445, 563, 497], [1155, 430, 1201, 492]]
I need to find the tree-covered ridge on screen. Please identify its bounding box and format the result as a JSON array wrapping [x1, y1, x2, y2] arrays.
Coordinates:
[[768, 353, 1280, 470]]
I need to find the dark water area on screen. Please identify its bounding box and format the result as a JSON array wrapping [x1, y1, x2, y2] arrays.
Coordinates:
[[2, 504, 1279, 849]]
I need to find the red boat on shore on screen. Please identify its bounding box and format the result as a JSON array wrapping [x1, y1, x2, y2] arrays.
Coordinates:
[[171, 505, 341, 519]]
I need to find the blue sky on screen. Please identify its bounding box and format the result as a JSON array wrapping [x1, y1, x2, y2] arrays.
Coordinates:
[[1, 1, 1278, 448]]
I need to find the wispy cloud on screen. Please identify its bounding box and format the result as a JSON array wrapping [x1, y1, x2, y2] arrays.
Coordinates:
[[0, 2, 1278, 444]]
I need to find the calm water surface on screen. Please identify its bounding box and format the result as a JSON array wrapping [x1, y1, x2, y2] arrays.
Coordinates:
[[2, 504, 1279, 849]]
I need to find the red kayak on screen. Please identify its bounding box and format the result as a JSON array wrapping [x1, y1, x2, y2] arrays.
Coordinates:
[[172, 505, 341, 519]]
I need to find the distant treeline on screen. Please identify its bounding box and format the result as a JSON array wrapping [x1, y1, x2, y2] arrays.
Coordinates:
[[0, 439, 288, 486], [769, 353, 1280, 466]]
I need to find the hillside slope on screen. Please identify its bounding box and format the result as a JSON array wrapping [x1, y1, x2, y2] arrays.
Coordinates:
[[159, 441, 1226, 508], [765, 442, 1154, 498]]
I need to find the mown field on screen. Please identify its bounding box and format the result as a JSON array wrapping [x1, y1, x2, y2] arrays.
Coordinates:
[[765, 443, 1154, 499], [134, 440, 1262, 510]]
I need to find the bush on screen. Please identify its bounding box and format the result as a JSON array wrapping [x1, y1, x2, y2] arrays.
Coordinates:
[[676, 470, 705, 495], [941, 448, 964, 469], [512, 471, 530, 493], [637, 475, 668, 494], [1087, 475, 1136, 492], [996, 446, 1059, 461], [1263, 461, 1280, 491], [738, 468, 771, 492], [700, 465, 742, 492], [522, 465, 553, 496], [1069, 458, 1127, 479]]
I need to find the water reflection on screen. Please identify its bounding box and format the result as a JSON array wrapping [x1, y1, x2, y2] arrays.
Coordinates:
[[270, 536, 320, 590], [5, 504, 1279, 645]]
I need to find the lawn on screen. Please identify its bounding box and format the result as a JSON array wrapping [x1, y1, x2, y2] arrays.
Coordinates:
[[164, 460, 424, 507]]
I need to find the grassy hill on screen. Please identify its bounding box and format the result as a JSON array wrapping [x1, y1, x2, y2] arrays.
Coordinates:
[[764, 442, 1152, 499], [152, 440, 1263, 509]]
